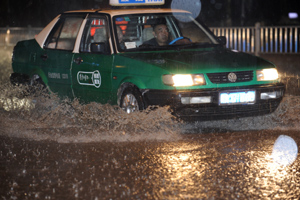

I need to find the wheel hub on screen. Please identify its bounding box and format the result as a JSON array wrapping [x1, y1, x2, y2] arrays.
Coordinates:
[[122, 94, 139, 113]]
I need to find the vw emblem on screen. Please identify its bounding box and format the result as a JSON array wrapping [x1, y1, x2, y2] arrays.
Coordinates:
[[228, 72, 237, 82]]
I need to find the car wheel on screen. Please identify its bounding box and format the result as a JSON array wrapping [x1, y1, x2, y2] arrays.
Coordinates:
[[120, 86, 144, 114]]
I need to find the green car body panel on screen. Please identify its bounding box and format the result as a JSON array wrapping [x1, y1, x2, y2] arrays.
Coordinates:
[[11, 9, 285, 120]]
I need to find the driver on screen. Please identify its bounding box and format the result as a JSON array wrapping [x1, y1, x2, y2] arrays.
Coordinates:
[[142, 19, 170, 46]]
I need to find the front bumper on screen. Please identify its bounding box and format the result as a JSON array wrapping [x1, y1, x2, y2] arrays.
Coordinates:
[[141, 83, 285, 120]]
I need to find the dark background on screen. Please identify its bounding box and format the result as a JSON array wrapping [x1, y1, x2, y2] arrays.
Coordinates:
[[1, 0, 299, 27]]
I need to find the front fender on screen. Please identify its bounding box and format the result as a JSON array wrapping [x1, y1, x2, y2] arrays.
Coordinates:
[[119, 76, 147, 90]]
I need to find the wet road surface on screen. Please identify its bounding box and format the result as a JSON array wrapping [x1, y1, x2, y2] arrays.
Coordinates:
[[1, 50, 300, 199], [1, 129, 300, 199]]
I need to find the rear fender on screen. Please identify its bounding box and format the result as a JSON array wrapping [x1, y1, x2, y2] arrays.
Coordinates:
[[30, 69, 48, 86]]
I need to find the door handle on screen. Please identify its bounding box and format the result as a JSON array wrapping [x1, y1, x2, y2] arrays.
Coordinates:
[[41, 54, 48, 61], [74, 57, 83, 65]]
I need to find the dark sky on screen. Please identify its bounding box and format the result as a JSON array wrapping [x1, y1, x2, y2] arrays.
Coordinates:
[[0, 0, 299, 27]]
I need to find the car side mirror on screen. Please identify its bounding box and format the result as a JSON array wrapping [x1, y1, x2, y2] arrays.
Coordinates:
[[217, 36, 227, 46], [91, 42, 110, 54]]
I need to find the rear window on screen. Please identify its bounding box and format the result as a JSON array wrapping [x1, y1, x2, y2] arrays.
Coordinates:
[[45, 16, 84, 51]]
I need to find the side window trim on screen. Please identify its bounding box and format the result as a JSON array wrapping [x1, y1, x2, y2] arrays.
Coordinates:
[[44, 19, 64, 49], [54, 21, 65, 49], [73, 15, 88, 53], [79, 14, 112, 54], [36, 15, 60, 48], [44, 14, 86, 51]]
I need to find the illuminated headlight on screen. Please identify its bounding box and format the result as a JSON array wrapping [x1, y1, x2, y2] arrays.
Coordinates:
[[256, 68, 278, 81], [162, 74, 206, 86]]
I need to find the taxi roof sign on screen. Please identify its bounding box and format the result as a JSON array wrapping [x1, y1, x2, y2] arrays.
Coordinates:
[[110, 0, 165, 6]]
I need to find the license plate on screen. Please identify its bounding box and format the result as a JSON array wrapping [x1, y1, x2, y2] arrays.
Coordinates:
[[219, 90, 256, 105]]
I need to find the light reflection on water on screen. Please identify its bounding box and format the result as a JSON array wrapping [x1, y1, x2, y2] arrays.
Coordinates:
[[1, 129, 300, 198], [148, 134, 300, 199], [153, 143, 208, 199], [0, 96, 35, 111], [243, 135, 299, 199]]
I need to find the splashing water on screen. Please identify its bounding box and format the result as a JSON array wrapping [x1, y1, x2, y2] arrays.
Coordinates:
[[1, 83, 300, 142], [1, 47, 300, 142], [183, 94, 300, 133], [0, 84, 181, 142]]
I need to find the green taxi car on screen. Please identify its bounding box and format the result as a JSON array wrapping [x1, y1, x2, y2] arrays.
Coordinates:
[[10, 8, 285, 120]]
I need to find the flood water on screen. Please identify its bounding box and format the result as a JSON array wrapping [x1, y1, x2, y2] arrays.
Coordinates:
[[1, 130, 300, 199], [1, 48, 300, 199]]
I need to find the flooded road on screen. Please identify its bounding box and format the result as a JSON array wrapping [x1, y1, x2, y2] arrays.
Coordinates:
[[1, 91, 300, 199], [1, 129, 300, 199], [1, 48, 300, 199]]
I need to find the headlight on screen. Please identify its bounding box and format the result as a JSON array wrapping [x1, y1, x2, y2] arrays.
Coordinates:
[[256, 68, 278, 81], [162, 74, 206, 86]]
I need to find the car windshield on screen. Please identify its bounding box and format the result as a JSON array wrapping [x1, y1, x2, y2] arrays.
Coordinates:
[[113, 12, 219, 52]]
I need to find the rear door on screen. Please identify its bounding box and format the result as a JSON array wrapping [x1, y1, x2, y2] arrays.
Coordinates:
[[71, 14, 114, 104], [39, 14, 86, 98]]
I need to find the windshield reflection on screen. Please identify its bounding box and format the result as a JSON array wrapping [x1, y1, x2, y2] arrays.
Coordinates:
[[113, 13, 218, 52]]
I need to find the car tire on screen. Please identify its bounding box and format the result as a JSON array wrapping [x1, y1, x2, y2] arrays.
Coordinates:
[[120, 86, 144, 113]]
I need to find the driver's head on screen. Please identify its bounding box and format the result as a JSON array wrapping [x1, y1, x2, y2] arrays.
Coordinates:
[[153, 24, 169, 46]]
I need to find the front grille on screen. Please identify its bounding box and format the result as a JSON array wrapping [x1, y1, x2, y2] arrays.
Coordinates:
[[207, 71, 253, 84]]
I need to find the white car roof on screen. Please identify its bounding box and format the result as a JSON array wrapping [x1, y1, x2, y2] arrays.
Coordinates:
[[66, 8, 190, 16]]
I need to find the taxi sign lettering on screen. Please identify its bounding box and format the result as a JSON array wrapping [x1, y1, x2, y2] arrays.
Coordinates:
[[110, 0, 164, 6], [119, 0, 145, 3]]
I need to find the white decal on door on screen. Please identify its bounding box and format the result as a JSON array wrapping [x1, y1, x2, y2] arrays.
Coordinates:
[[77, 70, 101, 88]]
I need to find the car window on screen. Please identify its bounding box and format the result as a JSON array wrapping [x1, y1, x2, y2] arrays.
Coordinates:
[[113, 13, 217, 52], [80, 16, 109, 53], [45, 16, 84, 51]]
